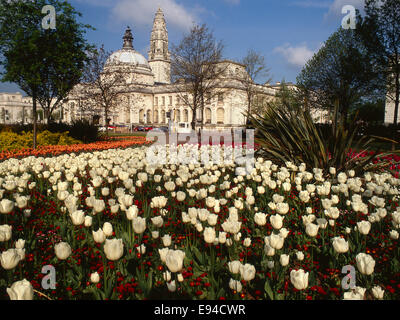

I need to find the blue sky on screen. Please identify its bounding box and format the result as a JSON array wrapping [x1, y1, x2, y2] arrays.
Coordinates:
[[0, 0, 365, 94]]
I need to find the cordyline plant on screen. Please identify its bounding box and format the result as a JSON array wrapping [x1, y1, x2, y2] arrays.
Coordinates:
[[248, 85, 397, 176]]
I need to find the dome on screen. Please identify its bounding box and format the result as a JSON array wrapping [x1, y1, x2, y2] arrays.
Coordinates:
[[105, 26, 151, 71], [107, 49, 150, 69]]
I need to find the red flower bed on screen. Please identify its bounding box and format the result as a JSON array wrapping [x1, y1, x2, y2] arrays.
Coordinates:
[[0, 136, 151, 161]]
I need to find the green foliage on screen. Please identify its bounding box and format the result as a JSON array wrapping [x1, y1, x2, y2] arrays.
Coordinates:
[[0, 130, 81, 151], [46, 120, 99, 143], [0, 120, 99, 143], [67, 120, 99, 143], [249, 85, 379, 175], [350, 100, 385, 124], [0, 0, 94, 146], [297, 27, 384, 123], [357, 0, 400, 129]]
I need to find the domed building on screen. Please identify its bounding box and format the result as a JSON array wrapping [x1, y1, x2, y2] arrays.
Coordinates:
[[104, 26, 155, 86], [62, 8, 288, 130]]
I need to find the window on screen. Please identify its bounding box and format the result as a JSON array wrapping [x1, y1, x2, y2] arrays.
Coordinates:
[[177, 97, 180, 105], [154, 110, 159, 123], [139, 110, 144, 124], [205, 108, 211, 124], [146, 110, 152, 124], [169, 96, 172, 105], [154, 97, 158, 106], [162, 97, 165, 106], [161, 110, 166, 123], [218, 93, 223, 103], [176, 110, 181, 123], [184, 109, 189, 122], [217, 108, 224, 124]]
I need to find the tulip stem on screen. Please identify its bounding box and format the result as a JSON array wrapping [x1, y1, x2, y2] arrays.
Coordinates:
[[34, 289, 53, 300], [102, 255, 107, 300]]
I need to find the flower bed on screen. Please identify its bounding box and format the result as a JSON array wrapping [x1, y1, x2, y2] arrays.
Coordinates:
[[0, 136, 150, 161], [0, 144, 399, 300]]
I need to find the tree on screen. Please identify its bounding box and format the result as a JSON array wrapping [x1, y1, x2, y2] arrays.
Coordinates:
[[297, 27, 384, 129], [248, 82, 379, 176], [350, 99, 385, 124], [240, 49, 271, 124], [357, 0, 400, 147], [79, 45, 127, 135], [0, 0, 93, 147], [170, 24, 225, 130]]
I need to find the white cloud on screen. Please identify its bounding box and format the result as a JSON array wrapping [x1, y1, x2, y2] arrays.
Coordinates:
[[110, 0, 198, 31], [274, 43, 317, 68], [324, 0, 365, 20]]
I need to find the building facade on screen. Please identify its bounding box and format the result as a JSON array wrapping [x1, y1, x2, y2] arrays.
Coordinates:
[[64, 8, 282, 130], [0, 8, 329, 128], [385, 94, 399, 124]]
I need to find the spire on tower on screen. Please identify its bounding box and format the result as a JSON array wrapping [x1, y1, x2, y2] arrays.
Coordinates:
[[148, 8, 171, 84]]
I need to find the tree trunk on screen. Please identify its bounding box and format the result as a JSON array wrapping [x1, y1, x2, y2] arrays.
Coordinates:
[[32, 92, 37, 149], [247, 92, 252, 126], [191, 105, 196, 131], [105, 108, 109, 137], [333, 99, 339, 134], [46, 109, 52, 125], [200, 95, 204, 130], [392, 71, 400, 151]]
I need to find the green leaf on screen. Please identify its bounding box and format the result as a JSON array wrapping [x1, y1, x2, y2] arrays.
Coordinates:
[[192, 246, 204, 265], [264, 279, 274, 300]]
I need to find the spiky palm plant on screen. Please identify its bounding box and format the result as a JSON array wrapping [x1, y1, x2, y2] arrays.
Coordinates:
[[248, 86, 387, 176]]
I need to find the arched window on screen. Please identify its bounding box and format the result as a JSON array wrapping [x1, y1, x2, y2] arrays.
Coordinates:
[[139, 109, 144, 124], [161, 110, 166, 123], [217, 108, 224, 124], [154, 110, 159, 124], [146, 110, 152, 124], [205, 108, 211, 124], [184, 109, 189, 122], [125, 109, 130, 123], [175, 109, 181, 123]]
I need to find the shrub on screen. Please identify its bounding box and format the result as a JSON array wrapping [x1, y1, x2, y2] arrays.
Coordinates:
[[0, 130, 81, 151], [67, 120, 99, 143], [249, 86, 382, 176], [0, 120, 99, 143]]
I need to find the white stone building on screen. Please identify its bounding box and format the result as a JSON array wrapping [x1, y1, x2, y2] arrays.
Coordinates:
[[385, 94, 399, 124], [63, 8, 282, 130], [1, 8, 329, 128]]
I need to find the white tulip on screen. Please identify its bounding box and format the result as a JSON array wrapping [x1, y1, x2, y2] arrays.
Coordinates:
[[132, 217, 146, 234], [92, 229, 106, 244], [102, 222, 113, 237], [290, 269, 309, 290], [104, 238, 124, 261], [54, 242, 72, 260], [7, 279, 33, 300], [0, 248, 20, 269], [165, 249, 185, 273]]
